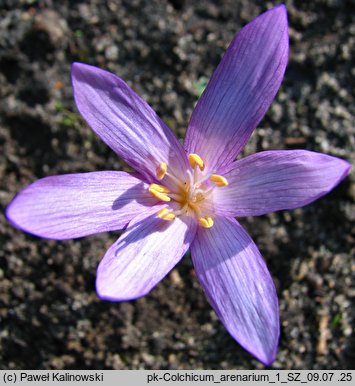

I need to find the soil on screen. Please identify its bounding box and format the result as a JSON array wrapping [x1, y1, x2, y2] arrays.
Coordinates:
[[0, 0, 354, 370]]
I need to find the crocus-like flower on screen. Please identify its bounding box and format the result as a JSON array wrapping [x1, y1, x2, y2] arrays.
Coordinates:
[[6, 5, 350, 365]]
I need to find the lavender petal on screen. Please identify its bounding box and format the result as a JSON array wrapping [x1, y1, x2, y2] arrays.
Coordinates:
[[213, 150, 351, 217], [72, 63, 189, 182], [96, 207, 197, 301], [184, 5, 289, 171], [191, 216, 279, 365], [6, 172, 157, 239]]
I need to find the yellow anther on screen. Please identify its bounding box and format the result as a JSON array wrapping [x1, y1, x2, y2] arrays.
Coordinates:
[[149, 190, 171, 202], [157, 208, 176, 221], [198, 216, 214, 229], [149, 184, 171, 202], [188, 153, 205, 171], [210, 174, 229, 187], [149, 184, 170, 193], [156, 162, 167, 179]]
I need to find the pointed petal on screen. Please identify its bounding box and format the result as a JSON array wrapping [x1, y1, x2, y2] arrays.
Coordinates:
[[191, 217, 279, 365], [213, 150, 351, 217], [185, 5, 289, 171], [96, 208, 197, 301], [72, 63, 189, 181], [6, 172, 156, 239]]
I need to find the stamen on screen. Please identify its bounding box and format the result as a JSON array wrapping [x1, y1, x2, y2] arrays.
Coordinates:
[[168, 193, 185, 203], [157, 208, 176, 221], [194, 172, 214, 188], [166, 171, 185, 189], [149, 184, 171, 202], [149, 184, 170, 193], [156, 161, 186, 189], [186, 169, 194, 188], [188, 153, 205, 171], [210, 174, 229, 187], [156, 162, 167, 179], [198, 216, 214, 229], [150, 190, 171, 202]]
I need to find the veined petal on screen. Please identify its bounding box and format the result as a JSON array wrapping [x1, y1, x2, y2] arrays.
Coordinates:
[[213, 150, 351, 217], [96, 207, 197, 301], [185, 5, 289, 171], [6, 172, 156, 240], [71, 63, 189, 181], [191, 216, 279, 365]]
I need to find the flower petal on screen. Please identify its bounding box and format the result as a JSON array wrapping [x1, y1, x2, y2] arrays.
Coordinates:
[[184, 5, 289, 171], [71, 63, 189, 181], [6, 172, 156, 240], [213, 150, 351, 217], [191, 216, 279, 365], [96, 207, 197, 301]]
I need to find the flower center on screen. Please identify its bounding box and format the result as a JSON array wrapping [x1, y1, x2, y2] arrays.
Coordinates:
[[148, 154, 228, 229]]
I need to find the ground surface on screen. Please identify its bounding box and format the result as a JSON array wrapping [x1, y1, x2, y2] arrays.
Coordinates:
[[0, 0, 354, 370]]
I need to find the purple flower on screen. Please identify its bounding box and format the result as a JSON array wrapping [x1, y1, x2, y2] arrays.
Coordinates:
[[6, 5, 350, 365]]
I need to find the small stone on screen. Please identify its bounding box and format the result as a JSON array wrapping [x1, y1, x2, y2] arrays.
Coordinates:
[[105, 45, 119, 61], [168, 353, 177, 364], [170, 269, 183, 287]]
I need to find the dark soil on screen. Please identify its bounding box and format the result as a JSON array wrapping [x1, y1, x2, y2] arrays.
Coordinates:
[[0, 0, 354, 370]]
